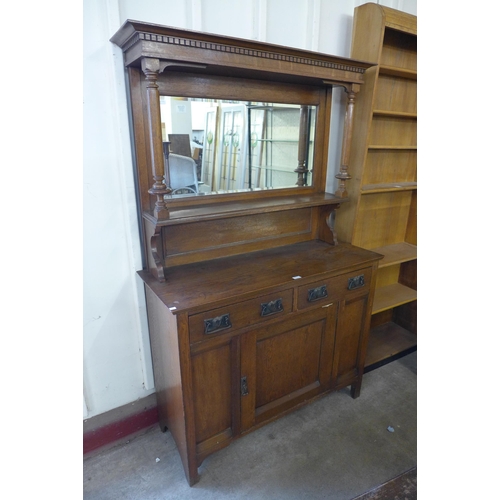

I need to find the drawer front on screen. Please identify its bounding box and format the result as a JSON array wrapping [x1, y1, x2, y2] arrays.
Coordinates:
[[189, 289, 293, 343], [297, 267, 372, 310]]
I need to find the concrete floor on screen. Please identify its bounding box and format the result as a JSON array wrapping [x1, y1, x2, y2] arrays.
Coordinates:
[[83, 352, 416, 500]]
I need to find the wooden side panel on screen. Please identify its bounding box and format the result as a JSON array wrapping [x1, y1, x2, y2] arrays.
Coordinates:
[[405, 190, 417, 245], [333, 296, 367, 385], [143, 287, 189, 469]]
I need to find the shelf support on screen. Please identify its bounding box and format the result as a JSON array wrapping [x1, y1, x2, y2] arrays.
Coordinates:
[[142, 58, 172, 220], [335, 84, 360, 198]]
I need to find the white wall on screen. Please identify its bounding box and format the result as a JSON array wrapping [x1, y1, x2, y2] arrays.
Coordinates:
[[83, 0, 417, 419]]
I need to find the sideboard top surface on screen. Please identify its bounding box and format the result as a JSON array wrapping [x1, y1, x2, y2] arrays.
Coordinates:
[[139, 241, 382, 313]]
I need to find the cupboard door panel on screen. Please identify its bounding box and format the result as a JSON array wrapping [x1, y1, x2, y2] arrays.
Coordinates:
[[255, 320, 323, 407], [191, 343, 234, 447], [241, 307, 336, 431]]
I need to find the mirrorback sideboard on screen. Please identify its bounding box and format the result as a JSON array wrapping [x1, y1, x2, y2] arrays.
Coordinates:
[[111, 20, 382, 486]]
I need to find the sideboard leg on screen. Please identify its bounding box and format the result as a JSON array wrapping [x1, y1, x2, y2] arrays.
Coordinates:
[[350, 382, 361, 399]]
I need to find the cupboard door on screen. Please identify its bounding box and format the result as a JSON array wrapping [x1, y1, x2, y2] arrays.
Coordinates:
[[332, 294, 370, 392], [241, 306, 336, 432], [191, 337, 239, 463]]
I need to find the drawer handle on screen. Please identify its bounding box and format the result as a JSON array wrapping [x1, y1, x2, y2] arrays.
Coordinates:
[[348, 274, 365, 290], [204, 313, 232, 334], [307, 285, 328, 302], [261, 298, 284, 317]]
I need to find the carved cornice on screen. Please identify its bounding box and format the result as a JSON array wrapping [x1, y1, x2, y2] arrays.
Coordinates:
[[123, 31, 367, 74]]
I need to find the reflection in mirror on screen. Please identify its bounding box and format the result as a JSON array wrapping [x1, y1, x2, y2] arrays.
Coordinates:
[[160, 97, 317, 197]]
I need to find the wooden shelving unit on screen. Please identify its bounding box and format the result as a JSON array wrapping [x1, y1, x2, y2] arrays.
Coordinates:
[[336, 3, 417, 371]]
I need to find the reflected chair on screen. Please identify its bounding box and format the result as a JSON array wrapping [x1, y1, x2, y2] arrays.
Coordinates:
[[167, 153, 199, 194]]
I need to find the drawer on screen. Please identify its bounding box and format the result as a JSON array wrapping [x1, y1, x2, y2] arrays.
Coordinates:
[[297, 267, 372, 310], [189, 289, 293, 344]]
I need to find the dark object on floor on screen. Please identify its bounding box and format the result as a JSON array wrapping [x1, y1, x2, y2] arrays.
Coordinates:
[[352, 467, 417, 500]]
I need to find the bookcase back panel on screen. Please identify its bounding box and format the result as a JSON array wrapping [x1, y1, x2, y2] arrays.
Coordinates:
[[381, 29, 417, 70], [363, 150, 416, 185], [369, 116, 416, 147], [375, 76, 417, 114], [353, 191, 412, 248], [375, 264, 401, 288]]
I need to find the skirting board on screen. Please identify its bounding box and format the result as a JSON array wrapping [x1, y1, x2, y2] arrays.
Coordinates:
[[83, 393, 159, 456]]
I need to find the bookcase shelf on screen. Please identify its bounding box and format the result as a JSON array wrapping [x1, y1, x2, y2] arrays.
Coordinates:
[[368, 145, 417, 150], [371, 242, 417, 268], [373, 110, 417, 119], [361, 182, 417, 194], [336, 3, 417, 370], [379, 65, 417, 80]]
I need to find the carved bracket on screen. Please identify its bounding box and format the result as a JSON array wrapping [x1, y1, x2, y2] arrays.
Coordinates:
[[326, 210, 338, 246], [150, 224, 166, 282], [317, 205, 340, 246]]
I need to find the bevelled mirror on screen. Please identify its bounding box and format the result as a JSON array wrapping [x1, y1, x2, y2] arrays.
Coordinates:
[[160, 97, 316, 197]]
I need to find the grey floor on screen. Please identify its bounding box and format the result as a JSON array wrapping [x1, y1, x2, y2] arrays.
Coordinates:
[[83, 352, 416, 500]]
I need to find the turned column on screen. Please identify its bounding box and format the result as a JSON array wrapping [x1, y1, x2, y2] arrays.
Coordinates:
[[142, 58, 171, 220], [335, 84, 360, 198], [295, 105, 311, 187]]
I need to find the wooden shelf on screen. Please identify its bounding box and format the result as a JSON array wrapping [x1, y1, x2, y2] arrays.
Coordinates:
[[144, 193, 348, 226], [361, 182, 417, 194], [371, 242, 417, 268], [364, 321, 417, 372], [379, 64, 417, 80], [372, 283, 417, 314], [373, 109, 417, 119]]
